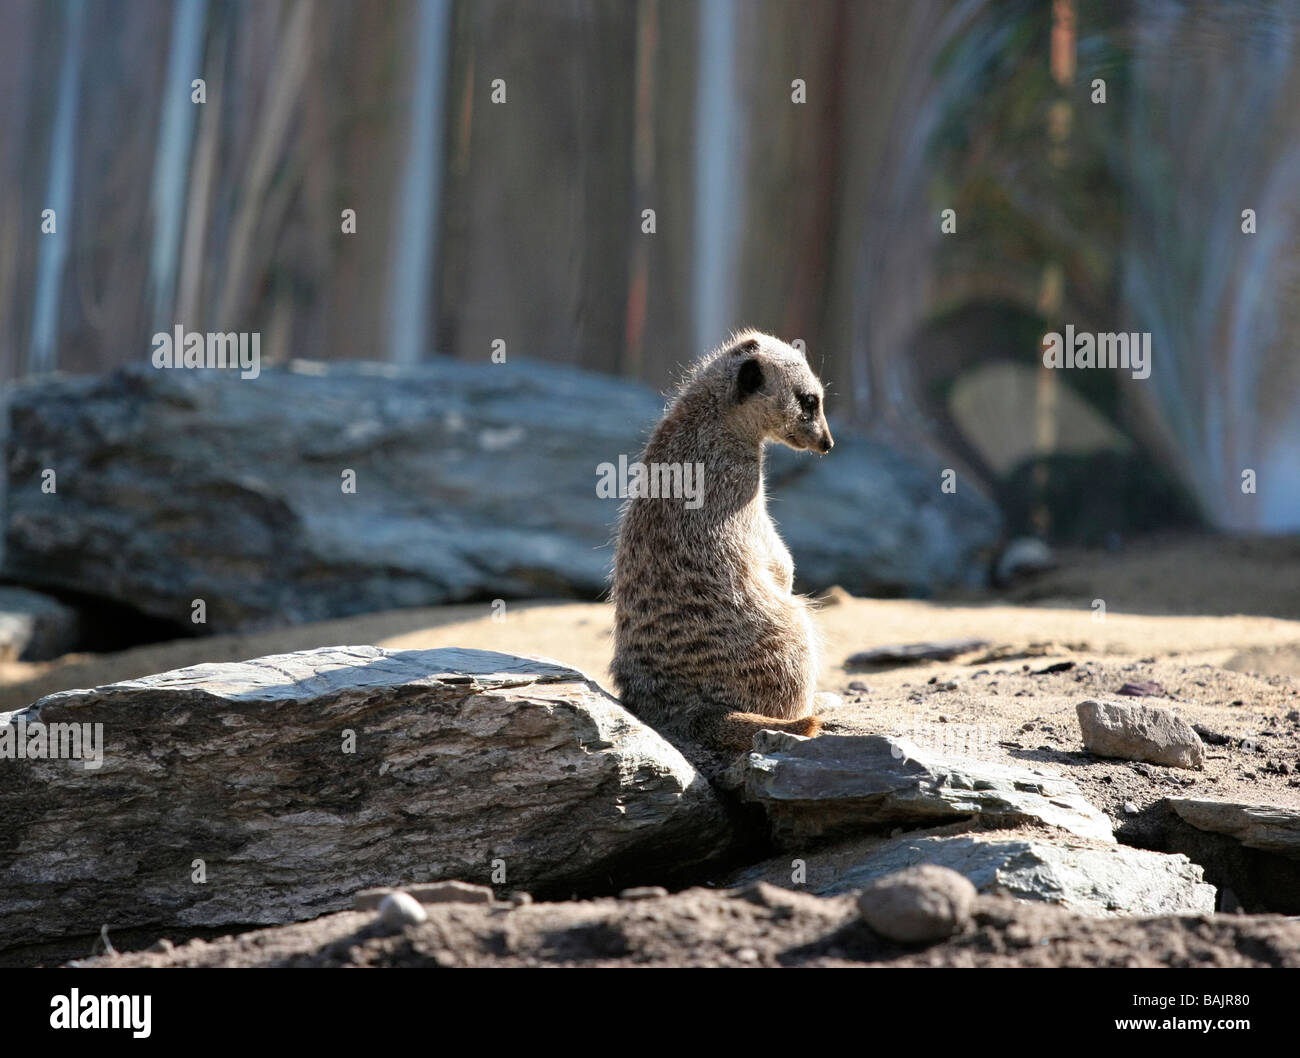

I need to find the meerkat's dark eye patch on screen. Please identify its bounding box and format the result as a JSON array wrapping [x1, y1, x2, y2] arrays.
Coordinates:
[[797, 392, 820, 418], [736, 357, 764, 401]]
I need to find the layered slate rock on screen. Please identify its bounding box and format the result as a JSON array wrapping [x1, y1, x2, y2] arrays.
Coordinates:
[[725, 732, 1114, 844], [1077, 699, 1205, 769], [3, 360, 1001, 632], [739, 830, 1216, 916], [0, 646, 730, 952], [1166, 798, 1300, 860]]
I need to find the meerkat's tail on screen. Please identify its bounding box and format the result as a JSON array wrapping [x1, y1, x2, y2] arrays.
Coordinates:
[[690, 711, 822, 752]]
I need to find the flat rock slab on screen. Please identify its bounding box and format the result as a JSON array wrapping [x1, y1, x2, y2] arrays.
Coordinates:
[[0, 646, 730, 952], [1166, 798, 1300, 860], [1077, 699, 1204, 769], [724, 732, 1114, 844], [774, 830, 1215, 916], [845, 638, 989, 668]]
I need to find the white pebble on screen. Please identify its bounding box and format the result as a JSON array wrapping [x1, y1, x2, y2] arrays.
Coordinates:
[[378, 891, 428, 928]]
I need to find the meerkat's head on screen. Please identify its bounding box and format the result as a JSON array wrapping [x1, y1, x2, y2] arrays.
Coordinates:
[[700, 330, 834, 454]]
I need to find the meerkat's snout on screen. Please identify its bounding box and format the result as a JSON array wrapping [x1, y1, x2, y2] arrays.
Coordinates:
[[817, 408, 834, 452]]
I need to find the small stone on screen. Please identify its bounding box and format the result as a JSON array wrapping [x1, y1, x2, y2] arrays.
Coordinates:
[[619, 885, 669, 901], [1117, 681, 1167, 698], [378, 891, 427, 928], [1034, 661, 1075, 675], [735, 947, 760, 963], [407, 880, 494, 905], [508, 891, 533, 907], [847, 681, 871, 693], [1123, 801, 1140, 815], [1077, 699, 1205, 770], [147, 938, 174, 954], [813, 691, 844, 712], [858, 865, 976, 944]]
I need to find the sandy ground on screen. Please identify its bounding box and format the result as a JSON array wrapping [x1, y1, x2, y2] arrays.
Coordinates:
[[80, 884, 1300, 969]]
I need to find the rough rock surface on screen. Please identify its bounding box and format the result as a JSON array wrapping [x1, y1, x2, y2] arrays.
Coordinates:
[[729, 826, 1216, 916], [0, 646, 730, 953], [857, 865, 976, 943], [724, 731, 1115, 844], [0, 586, 80, 661], [74, 883, 1300, 968], [1077, 698, 1205, 769], [2, 360, 1000, 632], [1166, 797, 1300, 860]]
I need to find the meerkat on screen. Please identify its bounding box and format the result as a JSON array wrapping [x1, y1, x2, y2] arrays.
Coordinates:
[[611, 330, 835, 753]]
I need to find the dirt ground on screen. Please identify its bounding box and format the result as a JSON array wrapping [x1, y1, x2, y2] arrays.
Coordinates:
[[80, 883, 1300, 969]]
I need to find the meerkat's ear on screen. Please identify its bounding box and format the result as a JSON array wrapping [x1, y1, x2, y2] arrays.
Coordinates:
[[736, 357, 764, 402], [729, 337, 760, 356]]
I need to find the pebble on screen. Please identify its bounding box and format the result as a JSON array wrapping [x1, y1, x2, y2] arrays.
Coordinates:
[[858, 865, 976, 944], [378, 891, 427, 928]]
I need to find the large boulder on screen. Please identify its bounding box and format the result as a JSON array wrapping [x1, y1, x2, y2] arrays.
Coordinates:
[[0, 646, 730, 953], [3, 360, 1000, 632]]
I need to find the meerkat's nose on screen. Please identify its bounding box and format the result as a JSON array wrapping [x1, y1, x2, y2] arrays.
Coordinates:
[[820, 433, 834, 453]]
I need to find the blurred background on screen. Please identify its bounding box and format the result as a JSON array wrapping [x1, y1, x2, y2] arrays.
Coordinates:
[[2, 0, 1300, 665]]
